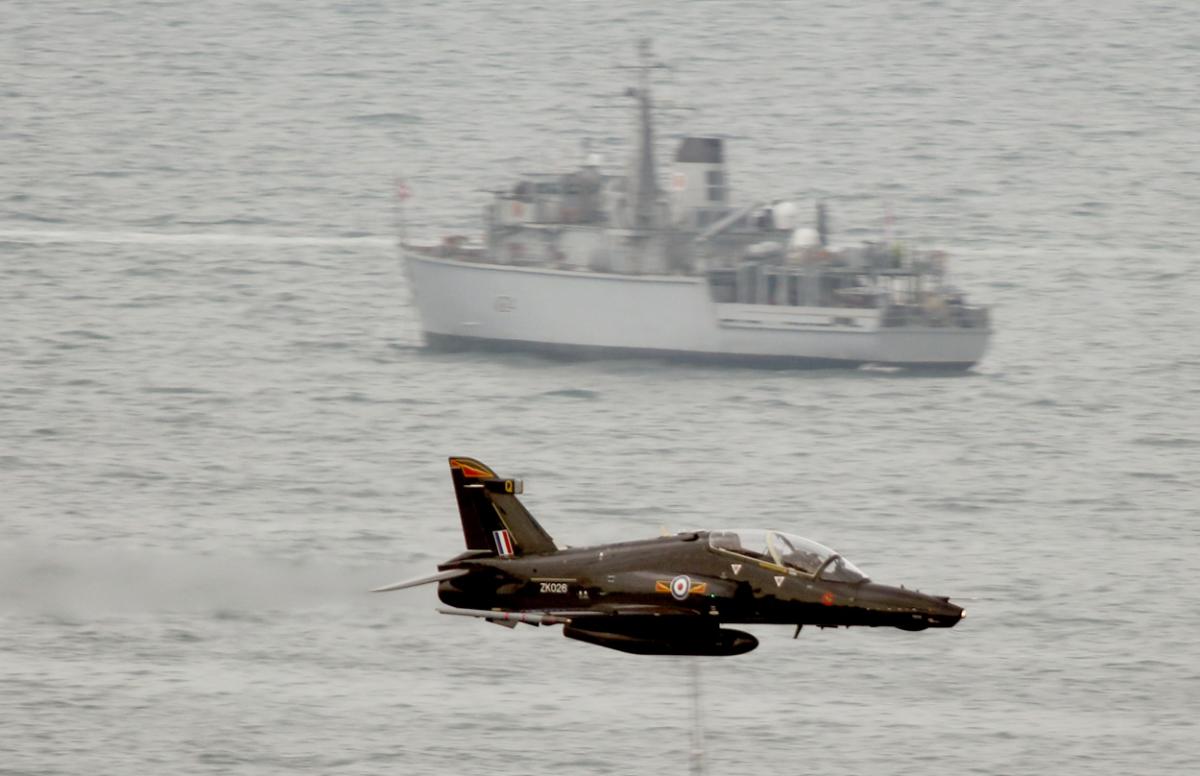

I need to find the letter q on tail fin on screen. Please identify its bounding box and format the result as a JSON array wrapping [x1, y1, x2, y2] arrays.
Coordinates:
[[448, 457, 558, 557]]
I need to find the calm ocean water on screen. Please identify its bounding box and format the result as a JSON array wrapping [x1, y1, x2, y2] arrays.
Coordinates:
[[3, 1, 1198, 774]]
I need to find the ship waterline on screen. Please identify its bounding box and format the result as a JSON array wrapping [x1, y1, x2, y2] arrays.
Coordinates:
[[406, 248, 990, 369]]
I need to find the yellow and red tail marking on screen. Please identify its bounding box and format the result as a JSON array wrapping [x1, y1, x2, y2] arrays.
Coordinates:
[[449, 457, 497, 479]]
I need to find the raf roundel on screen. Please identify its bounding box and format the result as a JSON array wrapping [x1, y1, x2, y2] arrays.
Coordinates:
[[670, 574, 692, 601]]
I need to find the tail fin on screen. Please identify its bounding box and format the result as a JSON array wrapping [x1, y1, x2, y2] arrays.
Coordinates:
[[448, 457, 558, 557]]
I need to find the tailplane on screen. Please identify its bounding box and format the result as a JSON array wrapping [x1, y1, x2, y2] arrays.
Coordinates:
[[448, 457, 558, 557]]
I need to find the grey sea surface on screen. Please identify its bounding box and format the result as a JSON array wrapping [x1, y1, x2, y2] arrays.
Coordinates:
[[3, 1, 1199, 774]]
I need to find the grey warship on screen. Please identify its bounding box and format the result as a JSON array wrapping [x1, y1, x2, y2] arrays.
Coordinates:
[[402, 42, 992, 369]]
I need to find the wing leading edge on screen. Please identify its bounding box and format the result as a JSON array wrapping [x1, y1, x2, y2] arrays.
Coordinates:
[[435, 604, 702, 625]]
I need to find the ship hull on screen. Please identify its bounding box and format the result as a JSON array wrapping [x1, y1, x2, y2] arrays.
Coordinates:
[[406, 251, 990, 370]]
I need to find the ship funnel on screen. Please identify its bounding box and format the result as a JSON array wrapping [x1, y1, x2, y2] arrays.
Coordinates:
[[672, 137, 729, 229]]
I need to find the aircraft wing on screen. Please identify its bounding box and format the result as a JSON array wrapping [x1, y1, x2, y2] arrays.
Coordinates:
[[585, 603, 703, 617], [437, 607, 584, 626], [436, 604, 702, 626]]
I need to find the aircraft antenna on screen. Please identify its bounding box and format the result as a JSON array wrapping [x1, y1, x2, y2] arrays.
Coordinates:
[[690, 657, 706, 776]]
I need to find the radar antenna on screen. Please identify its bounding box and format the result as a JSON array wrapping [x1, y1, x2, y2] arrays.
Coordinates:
[[690, 657, 707, 776]]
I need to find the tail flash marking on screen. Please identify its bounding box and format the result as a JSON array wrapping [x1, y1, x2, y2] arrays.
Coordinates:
[[450, 457, 497, 479], [493, 529, 515, 558], [458, 463, 494, 478]]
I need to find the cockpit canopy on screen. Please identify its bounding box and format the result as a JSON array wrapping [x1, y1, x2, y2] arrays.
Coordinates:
[[707, 529, 868, 583]]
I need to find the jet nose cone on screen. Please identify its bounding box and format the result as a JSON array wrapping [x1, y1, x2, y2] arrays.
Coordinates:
[[861, 583, 967, 630], [929, 596, 965, 627], [893, 591, 964, 629]]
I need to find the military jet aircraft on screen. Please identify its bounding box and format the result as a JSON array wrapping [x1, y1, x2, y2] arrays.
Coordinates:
[[374, 457, 965, 656]]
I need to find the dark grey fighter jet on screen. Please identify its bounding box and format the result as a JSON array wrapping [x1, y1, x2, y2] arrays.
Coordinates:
[[374, 457, 965, 656]]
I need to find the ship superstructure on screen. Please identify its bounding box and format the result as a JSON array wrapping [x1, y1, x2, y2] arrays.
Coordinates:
[[402, 42, 991, 369]]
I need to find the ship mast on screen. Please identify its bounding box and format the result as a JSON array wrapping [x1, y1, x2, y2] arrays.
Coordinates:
[[629, 38, 660, 231]]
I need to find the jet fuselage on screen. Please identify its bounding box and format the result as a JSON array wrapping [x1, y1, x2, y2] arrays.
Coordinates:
[[437, 532, 963, 635], [376, 457, 964, 657]]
